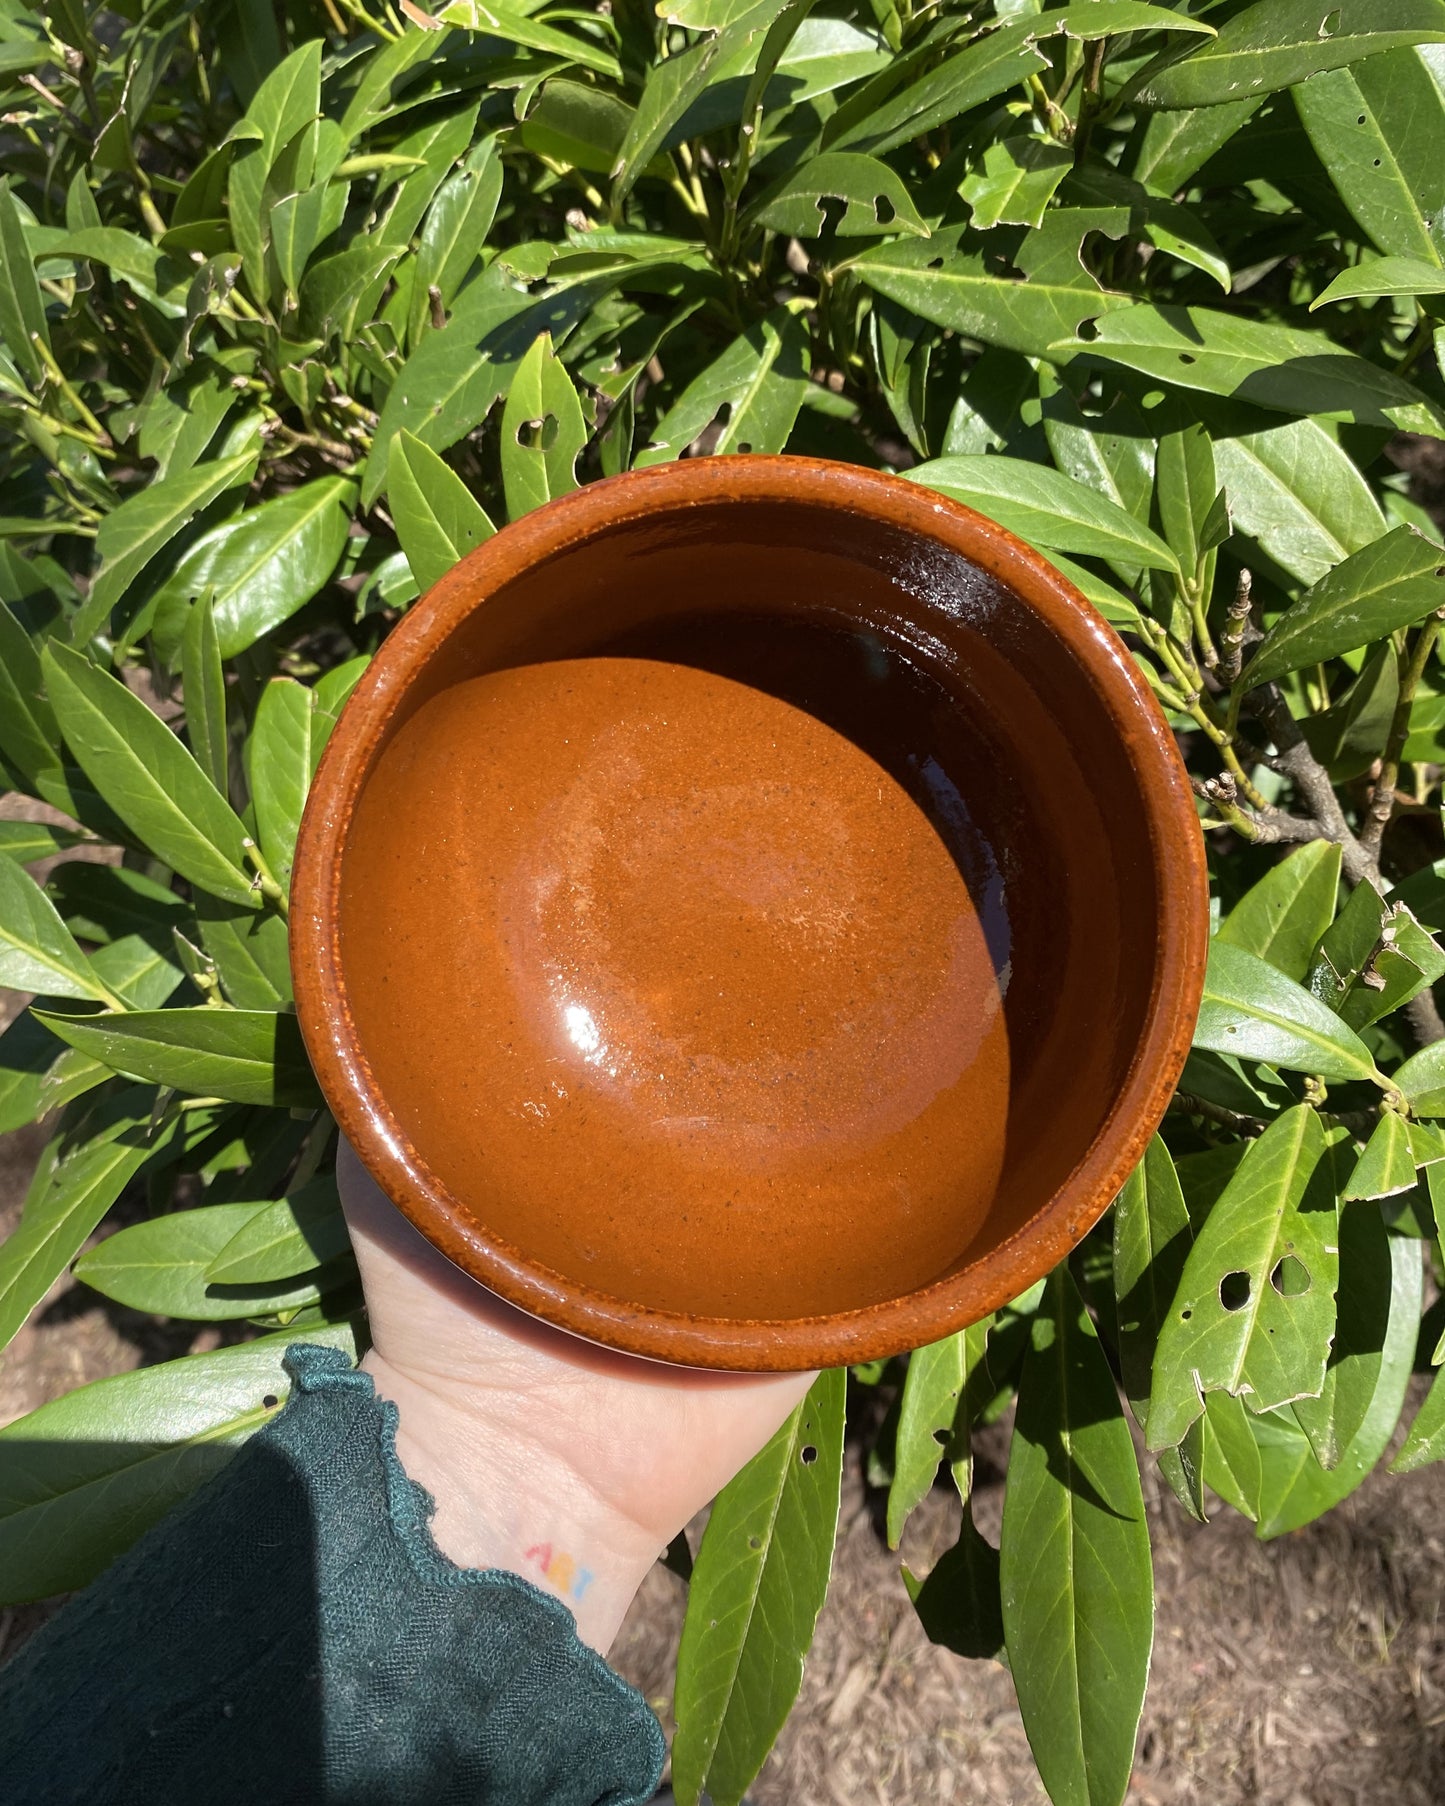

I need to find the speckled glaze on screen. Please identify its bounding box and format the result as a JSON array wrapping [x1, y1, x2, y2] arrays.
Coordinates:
[[291, 457, 1208, 1371]]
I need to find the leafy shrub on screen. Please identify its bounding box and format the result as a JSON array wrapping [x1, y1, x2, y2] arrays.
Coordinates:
[[2, 1, 1445, 1801]]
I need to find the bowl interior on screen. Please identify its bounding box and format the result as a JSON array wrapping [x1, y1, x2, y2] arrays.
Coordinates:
[[325, 485, 1170, 1338]]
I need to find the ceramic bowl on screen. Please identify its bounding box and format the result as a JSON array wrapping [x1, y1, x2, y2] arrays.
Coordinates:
[[292, 456, 1206, 1371]]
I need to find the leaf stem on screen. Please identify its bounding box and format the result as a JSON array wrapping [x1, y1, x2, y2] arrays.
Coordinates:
[[1360, 613, 1443, 857], [242, 838, 289, 918]]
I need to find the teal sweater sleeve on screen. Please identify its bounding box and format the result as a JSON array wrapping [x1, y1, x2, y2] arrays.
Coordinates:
[[0, 1343, 666, 1806]]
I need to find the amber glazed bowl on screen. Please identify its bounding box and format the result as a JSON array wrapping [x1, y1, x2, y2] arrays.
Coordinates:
[[292, 456, 1207, 1371]]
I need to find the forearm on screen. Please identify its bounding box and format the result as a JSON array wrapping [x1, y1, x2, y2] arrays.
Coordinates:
[[361, 1346, 664, 1654]]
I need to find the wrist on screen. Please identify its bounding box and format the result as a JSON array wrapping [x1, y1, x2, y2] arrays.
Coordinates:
[[361, 1347, 661, 1653]]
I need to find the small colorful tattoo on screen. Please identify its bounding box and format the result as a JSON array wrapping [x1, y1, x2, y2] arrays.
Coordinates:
[[523, 1543, 596, 1602]]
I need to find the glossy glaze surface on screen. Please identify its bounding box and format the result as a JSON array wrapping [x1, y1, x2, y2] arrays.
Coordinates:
[[292, 457, 1208, 1369], [341, 645, 1010, 1317]]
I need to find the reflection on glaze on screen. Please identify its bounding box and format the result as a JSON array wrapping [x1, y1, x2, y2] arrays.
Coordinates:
[[340, 645, 1013, 1318]]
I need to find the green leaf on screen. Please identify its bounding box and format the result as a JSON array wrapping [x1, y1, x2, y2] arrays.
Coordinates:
[[961, 134, 1072, 232], [902, 1507, 1004, 1660], [388, 430, 496, 591], [1392, 1363, 1445, 1473], [1114, 1137, 1206, 1521], [244, 678, 319, 897], [41, 642, 257, 909], [196, 897, 292, 1010], [1138, 0, 1445, 111], [0, 821, 83, 865], [1343, 1111, 1417, 1201], [1147, 1106, 1340, 1450], [0, 176, 49, 382], [1300, 640, 1400, 781], [672, 1368, 844, 1806], [500, 333, 587, 520], [1294, 50, 1445, 266], [907, 453, 1177, 575], [1194, 942, 1379, 1082], [1311, 254, 1445, 311], [1216, 842, 1342, 982], [0, 1010, 103, 1134], [0, 597, 63, 787], [1212, 416, 1384, 587], [409, 140, 504, 338], [636, 309, 810, 466], [182, 592, 228, 793], [1134, 96, 1264, 193], [73, 452, 256, 645], [1156, 423, 1221, 582], [827, 17, 1048, 156], [856, 235, 1130, 361], [1290, 1193, 1401, 1468], [1392, 1036, 1445, 1115], [0, 1326, 356, 1602], [226, 41, 322, 298], [750, 151, 928, 239], [520, 81, 637, 179], [364, 264, 609, 505], [1056, 0, 1216, 36], [1254, 1222, 1421, 1531], [151, 476, 355, 665], [74, 1200, 344, 1320], [0, 1092, 172, 1354], [299, 241, 401, 344], [0, 855, 116, 1003], [1051, 305, 1445, 437], [33, 1007, 320, 1109], [436, 0, 622, 79], [886, 1317, 990, 1549], [1240, 526, 1445, 688], [1202, 1390, 1264, 1519], [205, 1175, 348, 1283], [1001, 1266, 1152, 1806]]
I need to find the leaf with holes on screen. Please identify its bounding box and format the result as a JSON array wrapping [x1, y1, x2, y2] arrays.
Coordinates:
[[33, 1007, 319, 1108], [1216, 842, 1342, 983], [1290, 1193, 1403, 1469], [886, 1316, 991, 1549], [1255, 1221, 1421, 1532], [0, 1326, 356, 1602], [856, 233, 1131, 361], [500, 334, 587, 521], [1294, 50, 1445, 266], [1138, 0, 1445, 111], [1001, 1265, 1153, 1806], [1113, 1136, 1206, 1520], [1050, 305, 1445, 437], [636, 309, 810, 468], [961, 135, 1072, 233], [1241, 526, 1445, 689], [1147, 1106, 1341, 1451], [41, 641, 257, 908], [671, 1368, 844, 1806], [750, 152, 927, 240], [1192, 941, 1380, 1082]]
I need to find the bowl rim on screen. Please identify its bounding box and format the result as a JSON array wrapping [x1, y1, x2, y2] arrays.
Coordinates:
[[291, 454, 1208, 1371]]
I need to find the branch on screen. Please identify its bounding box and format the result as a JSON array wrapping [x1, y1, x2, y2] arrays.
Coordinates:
[[1359, 616, 1444, 858]]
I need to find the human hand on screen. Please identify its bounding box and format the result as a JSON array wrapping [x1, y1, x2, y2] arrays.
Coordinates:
[[339, 1141, 814, 1653]]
